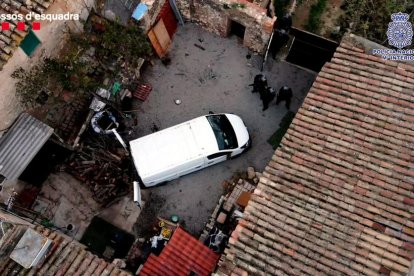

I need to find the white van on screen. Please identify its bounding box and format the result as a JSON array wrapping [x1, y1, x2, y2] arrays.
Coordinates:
[[130, 113, 251, 187]]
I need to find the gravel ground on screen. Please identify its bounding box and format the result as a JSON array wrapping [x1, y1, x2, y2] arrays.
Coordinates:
[[131, 23, 316, 236]]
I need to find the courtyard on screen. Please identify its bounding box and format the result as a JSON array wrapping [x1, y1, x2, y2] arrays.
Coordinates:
[[132, 23, 316, 236]]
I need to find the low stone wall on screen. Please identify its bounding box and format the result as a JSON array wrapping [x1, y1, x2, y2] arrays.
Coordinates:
[[175, 0, 275, 53]]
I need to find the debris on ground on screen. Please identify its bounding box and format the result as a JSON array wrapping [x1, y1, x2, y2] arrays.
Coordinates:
[[133, 193, 166, 238], [199, 167, 260, 252], [65, 137, 133, 206], [194, 44, 206, 51], [247, 166, 255, 179], [126, 217, 178, 271]]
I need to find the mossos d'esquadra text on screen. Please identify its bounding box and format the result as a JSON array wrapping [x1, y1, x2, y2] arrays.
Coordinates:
[[0, 12, 79, 22]]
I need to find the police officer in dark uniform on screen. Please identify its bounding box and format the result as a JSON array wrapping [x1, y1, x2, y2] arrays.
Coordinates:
[[277, 86, 293, 110], [261, 87, 276, 111], [277, 13, 292, 32], [270, 13, 293, 59], [250, 74, 268, 93]]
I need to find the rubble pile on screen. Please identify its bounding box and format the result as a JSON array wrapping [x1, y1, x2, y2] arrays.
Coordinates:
[[199, 167, 260, 248], [65, 144, 133, 206]]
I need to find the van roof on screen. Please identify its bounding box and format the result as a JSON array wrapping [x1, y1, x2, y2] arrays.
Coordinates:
[[129, 116, 219, 180]]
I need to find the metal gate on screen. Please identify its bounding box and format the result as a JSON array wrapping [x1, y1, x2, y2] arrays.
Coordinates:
[[286, 27, 338, 72]]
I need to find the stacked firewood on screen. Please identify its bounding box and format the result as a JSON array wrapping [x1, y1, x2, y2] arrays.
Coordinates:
[[66, 144, 132, 206]]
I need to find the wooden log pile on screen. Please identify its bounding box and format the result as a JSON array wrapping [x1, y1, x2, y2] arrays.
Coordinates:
[[65, 144, 132, 206]]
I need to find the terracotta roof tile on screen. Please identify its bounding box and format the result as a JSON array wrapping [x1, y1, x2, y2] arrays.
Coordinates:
[[218, 38, 414, 275], [0, 223, 131, 275], [0, 0, 54, 70], [140, 227, 219, 276]]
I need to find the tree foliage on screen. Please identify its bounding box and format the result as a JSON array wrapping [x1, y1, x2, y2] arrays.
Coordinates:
[[98, 21, 152, 62], [12, 19, 152, 108], [11, 57, 96, 108], [340, 0, 414, 44], [305, 0, 327, 33]]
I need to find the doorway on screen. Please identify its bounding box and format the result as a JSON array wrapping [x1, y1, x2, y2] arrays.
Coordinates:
[[229, 20, 246, 39], [19, 140, 71, 186], [80, 216, 135, 259], [286, 28, 338, 72]]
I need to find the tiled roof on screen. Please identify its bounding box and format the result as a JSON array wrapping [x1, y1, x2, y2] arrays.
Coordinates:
[[140, 227, 220, 275], [218, 38, 414, 275], [0, 222, 131, 275], [0, 0, 54, 70]]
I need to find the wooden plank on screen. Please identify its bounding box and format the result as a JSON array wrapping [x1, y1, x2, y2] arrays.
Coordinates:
[[147, 28, 165, 58], [153, 19, 171, 54]]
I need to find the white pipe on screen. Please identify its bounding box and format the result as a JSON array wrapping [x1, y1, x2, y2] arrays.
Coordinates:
[[133, 181, 142, 208], [111, 129, 128, 151]]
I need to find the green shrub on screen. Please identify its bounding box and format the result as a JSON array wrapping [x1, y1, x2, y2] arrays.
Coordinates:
[[99, 21, 152, 61], [305, 0, 327, 32], [340, 0, 413, 44]]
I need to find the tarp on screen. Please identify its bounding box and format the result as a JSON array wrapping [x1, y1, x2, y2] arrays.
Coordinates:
[[131, 3, 148, 21]]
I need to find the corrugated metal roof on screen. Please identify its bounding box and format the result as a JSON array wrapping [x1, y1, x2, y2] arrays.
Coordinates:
[[140, 227, 220, 275], [0, 113, 53, 180]]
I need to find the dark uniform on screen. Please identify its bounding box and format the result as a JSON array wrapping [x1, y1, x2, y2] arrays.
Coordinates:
[[271, 29, 290, 59], [262, 87, 276, 111], [270, 13, 292, 59], [277, 86, 293, 110], [277, 14, 292, 31], [251, 74, 268, 93]]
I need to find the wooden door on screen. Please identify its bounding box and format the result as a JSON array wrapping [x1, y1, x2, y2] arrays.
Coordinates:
[[148, 18, 171, 58]]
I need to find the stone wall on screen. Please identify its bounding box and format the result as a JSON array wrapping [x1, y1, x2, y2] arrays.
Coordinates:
[[175, 0, 275, 53], [140, 0, 168, 32], [175, 0, 191, 20]]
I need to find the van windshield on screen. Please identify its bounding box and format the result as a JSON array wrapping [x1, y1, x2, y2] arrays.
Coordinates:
[[206, 115, 238, 150]]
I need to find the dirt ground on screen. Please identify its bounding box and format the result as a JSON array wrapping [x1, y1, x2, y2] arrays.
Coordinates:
[[131, 24, 316, 236]]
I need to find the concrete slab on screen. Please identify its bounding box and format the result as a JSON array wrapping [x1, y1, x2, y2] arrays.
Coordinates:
[[98, 196, 143, 234], [36, 173, 100, 239], [36, 172, 141, 239], [131, 23, 316, 236]]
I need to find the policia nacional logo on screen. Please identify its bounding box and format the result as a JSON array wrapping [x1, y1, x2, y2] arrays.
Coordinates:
[[387, 12, 413, 49]]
